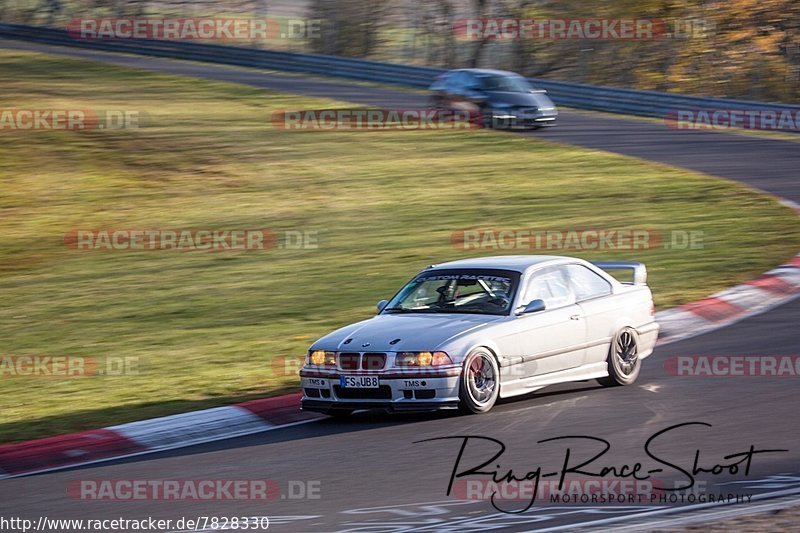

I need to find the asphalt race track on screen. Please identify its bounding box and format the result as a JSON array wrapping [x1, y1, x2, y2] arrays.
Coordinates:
[[1, 38, 799, 531]]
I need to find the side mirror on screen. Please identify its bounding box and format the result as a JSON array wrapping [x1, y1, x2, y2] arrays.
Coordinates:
[[377, 299, 389, 312], [518, 299, 546, 315]]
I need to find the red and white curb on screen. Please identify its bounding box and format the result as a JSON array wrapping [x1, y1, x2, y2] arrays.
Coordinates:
[[0, 393, 321, 480], [657, 198, 800, 344], [656, 252, 800, 344]]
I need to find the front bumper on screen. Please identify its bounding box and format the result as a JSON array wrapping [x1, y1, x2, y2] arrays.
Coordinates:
[[492, 112, 558, 129], [300, 367, 461, 413], [302, 399, 460, 413]]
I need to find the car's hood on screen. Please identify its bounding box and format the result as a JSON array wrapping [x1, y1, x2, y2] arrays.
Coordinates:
[[487, 91, 556, 110], [311, 313, 505, 352]]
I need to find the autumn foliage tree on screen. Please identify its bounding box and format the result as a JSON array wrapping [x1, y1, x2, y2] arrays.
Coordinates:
[[3, 0, 797, 102]]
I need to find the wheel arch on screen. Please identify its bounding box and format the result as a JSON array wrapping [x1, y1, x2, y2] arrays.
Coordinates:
[[611, 316, 640, 338], [462, 341, 503, 368]]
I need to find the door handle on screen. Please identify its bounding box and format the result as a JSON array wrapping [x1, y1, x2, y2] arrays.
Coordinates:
[[570, 314, 581, 320]]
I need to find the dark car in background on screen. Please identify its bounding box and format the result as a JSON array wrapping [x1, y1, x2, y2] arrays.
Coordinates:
[[430, 68, 558, 130]]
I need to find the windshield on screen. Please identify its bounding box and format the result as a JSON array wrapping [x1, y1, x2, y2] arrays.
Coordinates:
[[383, 269, 520, 315], [478, 74, 533, 93]]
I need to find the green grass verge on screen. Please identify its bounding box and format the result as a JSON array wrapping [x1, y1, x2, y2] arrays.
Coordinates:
[[1, 48, 799, 444]]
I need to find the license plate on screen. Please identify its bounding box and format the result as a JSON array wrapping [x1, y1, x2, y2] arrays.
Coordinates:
[[339, 376, 379, 388]]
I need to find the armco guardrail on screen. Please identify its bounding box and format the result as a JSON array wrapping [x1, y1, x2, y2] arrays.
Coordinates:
[[1, 22, 799, 124]]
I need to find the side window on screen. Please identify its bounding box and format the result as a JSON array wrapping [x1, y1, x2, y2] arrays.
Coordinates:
[[462, 72, 478, 90], [565, 264, 612, 301], [449, 71, 468, 93], [523, 268, 575, 309]]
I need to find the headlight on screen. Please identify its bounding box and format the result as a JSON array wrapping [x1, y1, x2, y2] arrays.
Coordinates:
[[492, 105, 517, 119], [308, 350, 336, 366], [395, 351, 453, 367]]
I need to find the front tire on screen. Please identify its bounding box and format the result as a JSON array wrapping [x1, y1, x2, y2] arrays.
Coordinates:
[[459, 349, 500, 413], [599, 327, 641, 386], [480, 105, 495, 129]]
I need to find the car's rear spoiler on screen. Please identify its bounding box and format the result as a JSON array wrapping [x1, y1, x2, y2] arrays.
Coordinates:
[[591, 261, 648, 285]]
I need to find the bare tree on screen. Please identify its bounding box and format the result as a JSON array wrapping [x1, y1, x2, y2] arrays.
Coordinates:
[[467, 0, 492, 67]]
